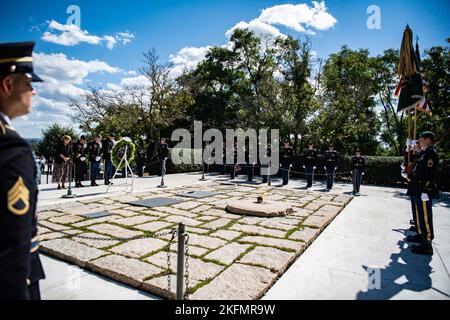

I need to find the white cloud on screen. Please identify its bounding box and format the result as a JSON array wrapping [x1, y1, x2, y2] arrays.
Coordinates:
[[13, 52, 121, 137], [168, 46, 211, 78], [226, 1, 337, 39], [225, 20, 286, 39], [119, 75, 151, 88], [41, 20, 136, 50]]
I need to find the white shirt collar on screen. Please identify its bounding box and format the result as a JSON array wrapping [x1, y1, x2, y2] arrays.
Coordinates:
[[0, 111, 12, 126]]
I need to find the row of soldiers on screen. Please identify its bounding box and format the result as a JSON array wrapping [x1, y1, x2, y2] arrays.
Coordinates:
[[280, 142, 366, 194], [210, 140, 366, 194]]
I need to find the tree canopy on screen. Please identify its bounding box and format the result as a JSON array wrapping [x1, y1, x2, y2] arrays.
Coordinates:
[[40, 30, 450, 158]]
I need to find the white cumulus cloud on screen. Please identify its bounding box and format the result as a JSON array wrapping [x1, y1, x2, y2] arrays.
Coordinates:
[[41, 20, 136, 50], [227, 1, 337, 38]]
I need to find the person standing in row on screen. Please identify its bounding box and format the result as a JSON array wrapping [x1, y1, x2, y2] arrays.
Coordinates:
[[102, 133, 116, 185], [351, 149, 365, 196], [52, 135, 72, 190], [89, 135, 103, 187], [280, 140, 294, 186], [324, 145, 338, 190], [73, 135, 88, 188], [157, 138, 169, 177], [303, 143, 317, 189]]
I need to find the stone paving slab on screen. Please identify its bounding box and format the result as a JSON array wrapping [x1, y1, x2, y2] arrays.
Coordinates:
[[189, 263, 278, 300], [40, 239, 106, 267], [110, 238, 168, 258], [205, 243, 252, 265], [88, 223, 143, 238], [37, 181, 352, 300], [89, 255, 162, 288], [239, 246, 295, 274]]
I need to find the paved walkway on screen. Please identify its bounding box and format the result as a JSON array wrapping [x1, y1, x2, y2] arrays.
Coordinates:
[[38, 173, 450, 300], [264, 185, 450, 300]]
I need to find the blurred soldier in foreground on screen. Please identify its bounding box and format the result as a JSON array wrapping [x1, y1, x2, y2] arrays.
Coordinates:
[[0, 41, 45, 299], [406, 131, 439, 255], [351, 149, 365, 196], [324, 145, 338, 190]]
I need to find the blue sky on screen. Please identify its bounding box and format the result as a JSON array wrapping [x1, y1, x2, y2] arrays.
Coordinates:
[[1, 0, 449, 137]]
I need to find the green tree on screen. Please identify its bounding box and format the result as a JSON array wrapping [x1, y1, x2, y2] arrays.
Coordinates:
[[35, 123, 78, 159], [310, 46, 381, 155], [419, 40, 450, 156]]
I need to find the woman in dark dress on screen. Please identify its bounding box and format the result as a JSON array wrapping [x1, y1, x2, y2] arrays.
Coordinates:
[[52, 135, 72, 189]]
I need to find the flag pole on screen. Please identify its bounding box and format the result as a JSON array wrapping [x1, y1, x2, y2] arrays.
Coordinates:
[[407, 111, 411, 166]]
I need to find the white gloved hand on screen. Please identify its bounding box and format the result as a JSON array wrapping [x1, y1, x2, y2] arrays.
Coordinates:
[[80, 157, 86, 162], [302, 166, 305, 169], [313, 167, 316, 170], [405, 139, 412, 148], [95, 156, 102, 162], [421, 193, 429, 202], [411, 140, 418, 148]]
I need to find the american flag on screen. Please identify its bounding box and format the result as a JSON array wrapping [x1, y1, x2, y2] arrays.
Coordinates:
[[414, 37, 432, 116]]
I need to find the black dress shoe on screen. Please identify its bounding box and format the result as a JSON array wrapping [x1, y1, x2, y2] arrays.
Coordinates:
[[412, 244, 433, 255], [406, 234, 422, 243], [409, 226, 418, 232], [410, 219, 415, 226]]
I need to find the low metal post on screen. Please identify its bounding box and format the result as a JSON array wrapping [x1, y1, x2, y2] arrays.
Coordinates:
[[268, 163, 271, 186], [62, 161, 77, 198], [176, 223, 186, 300], [158, 158, 168, 188]]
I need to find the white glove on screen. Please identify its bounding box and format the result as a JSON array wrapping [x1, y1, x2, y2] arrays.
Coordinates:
[[324, 167, 326, 170], [421, 193, 429, 202], [313, 167, 316, 170], [80, 157, 86, 162], [411, 140, 418, 148], [405, 139, 412, 148], [302, 166, 305, 169], [95, 156, 102, 162]]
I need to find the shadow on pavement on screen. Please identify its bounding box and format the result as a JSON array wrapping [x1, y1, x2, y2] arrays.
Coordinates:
[[356, 229, 450, 300]]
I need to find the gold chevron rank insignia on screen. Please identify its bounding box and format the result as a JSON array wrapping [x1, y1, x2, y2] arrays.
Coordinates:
[[7, 177, 30, 216]]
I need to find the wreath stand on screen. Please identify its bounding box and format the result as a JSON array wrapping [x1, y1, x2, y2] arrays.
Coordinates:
[[106, 145, 134, 194]]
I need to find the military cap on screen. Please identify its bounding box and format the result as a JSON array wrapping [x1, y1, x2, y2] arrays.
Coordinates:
[[0, 41, 43, 82], [420, 131, 435, 140]]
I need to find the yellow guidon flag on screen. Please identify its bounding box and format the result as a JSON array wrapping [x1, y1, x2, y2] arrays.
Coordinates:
[[7, 177, 30, 216]]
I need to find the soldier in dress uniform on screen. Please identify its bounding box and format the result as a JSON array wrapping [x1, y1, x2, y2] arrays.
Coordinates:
[[89, 135, 103, 187], [261, 142, 272, 184], [0, 41, 45, 300], [245, 143, 256, 182], [73, 135, 88, 188], [157, 138, 169, 177], [280, 140, 294, 185], [351, 149, 365, 196], [303, 143, 317, 188], [406, 131, 439, 255], [102, 133, 116, 185], [324, 145, 338, 190]]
